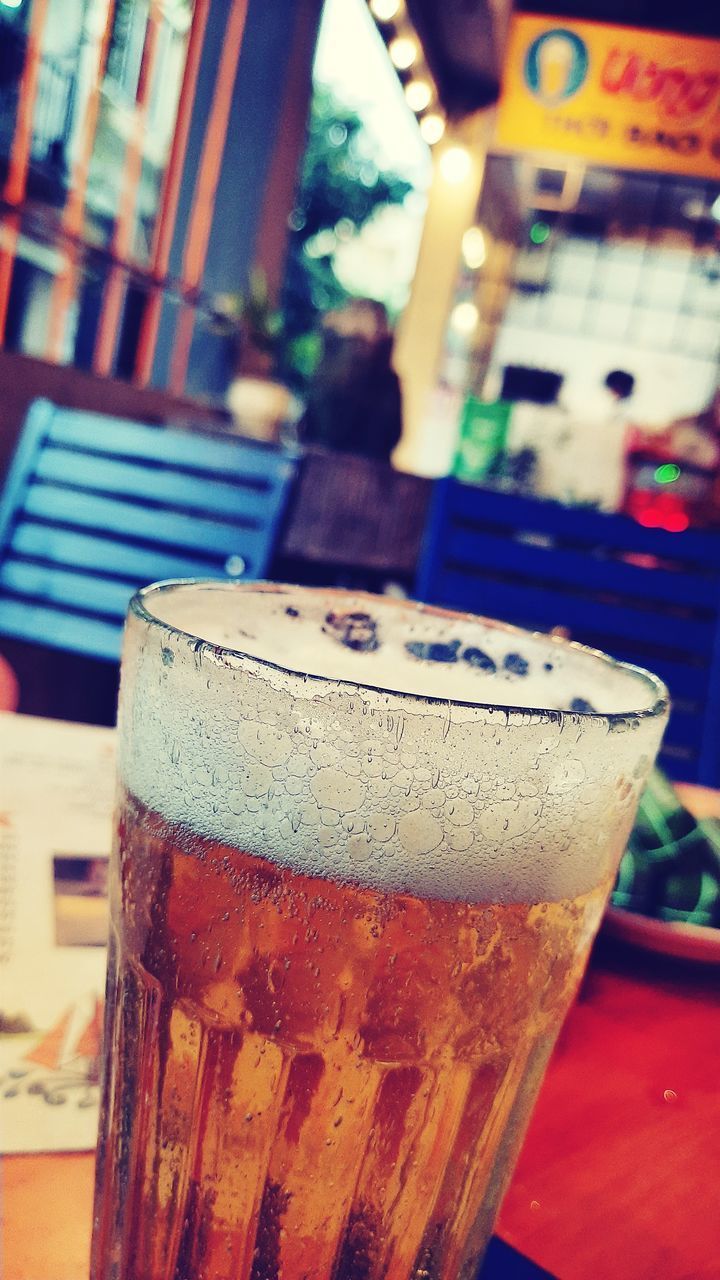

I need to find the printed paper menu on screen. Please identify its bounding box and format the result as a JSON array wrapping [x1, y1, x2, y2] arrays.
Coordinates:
[[0, 713, 115, 1153]]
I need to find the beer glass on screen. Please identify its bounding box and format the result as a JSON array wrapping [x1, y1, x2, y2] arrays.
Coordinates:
[[92, 581, 667, 1280]]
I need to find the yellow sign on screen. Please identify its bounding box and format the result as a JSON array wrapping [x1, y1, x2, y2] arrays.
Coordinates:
[[495, 13, 720, 179]]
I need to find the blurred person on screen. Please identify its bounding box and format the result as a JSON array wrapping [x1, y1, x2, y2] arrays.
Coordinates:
[[502, 379, 570, 500], [604, 369, 635, 404], [299, 299, 403, 463], [558, 369, 636, 511]]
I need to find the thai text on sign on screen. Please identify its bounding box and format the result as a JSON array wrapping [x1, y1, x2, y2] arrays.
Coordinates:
[[495, 14, 720, 180]]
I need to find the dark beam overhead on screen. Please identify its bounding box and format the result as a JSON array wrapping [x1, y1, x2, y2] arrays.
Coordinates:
[[405, 0, 503, 118], [404, 0, 720, 121], [519, 0, 720, 38]]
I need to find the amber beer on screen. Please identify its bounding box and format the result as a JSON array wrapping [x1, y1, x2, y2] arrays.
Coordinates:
[[92, 583, 667, 1280]]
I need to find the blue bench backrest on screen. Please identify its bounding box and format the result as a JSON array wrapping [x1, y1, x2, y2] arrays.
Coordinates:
[[0, 400, 297, 663], [417, 479, 720, 786]]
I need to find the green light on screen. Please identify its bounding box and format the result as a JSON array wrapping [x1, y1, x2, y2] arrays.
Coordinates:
[[529, 221, 551, 245], [0, 0, 24, 9], [655, 463, 681, 484]]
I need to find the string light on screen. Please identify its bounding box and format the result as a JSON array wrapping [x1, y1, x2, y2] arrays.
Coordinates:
[[419, 112, 445, 145], [368, 0, 443, 142], [462, 227, 486, 269], [450, 301, 479, 335], [388, 35, 418, 70], [439, 146, 472, 184], [369, 0, 401, 20], [368, 1, 441, 145], [404, 79, 432, 112]]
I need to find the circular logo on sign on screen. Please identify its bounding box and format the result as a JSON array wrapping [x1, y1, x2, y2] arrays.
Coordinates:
[[524, 29, 589, 106]]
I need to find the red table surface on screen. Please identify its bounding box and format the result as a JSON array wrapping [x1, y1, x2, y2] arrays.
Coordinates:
[[4, 941, 719, 1280], [498, 944, 720, 1279]]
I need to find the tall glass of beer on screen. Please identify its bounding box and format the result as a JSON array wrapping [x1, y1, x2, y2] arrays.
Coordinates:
[[92, 582, 667, 1280]]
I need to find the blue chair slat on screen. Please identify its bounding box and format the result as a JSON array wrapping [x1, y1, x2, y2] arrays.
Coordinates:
[[0, 400, 53, 540], [0, 598, 123, 662], [417, 479, 720, 786], [35, 449, 275, 523], [12, 523, 221, 582], [0, 400, 297, 665], [443, 522, 715, 609], [595, 655, 709, 705], [444, 480, 718, 569], [0, 560, 136, 619], [428, 569, 714, 655], [24, 485, 262, 557], [656, 706, 706, 754], [659, 744, 699, 777], [699, 619, 720, 786], [46, 407, 295, 485]]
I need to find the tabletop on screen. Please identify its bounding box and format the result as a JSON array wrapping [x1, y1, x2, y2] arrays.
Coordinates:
[[2, 715, 720, 1280]]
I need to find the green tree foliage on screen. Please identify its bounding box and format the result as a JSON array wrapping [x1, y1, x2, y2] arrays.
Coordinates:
[[292, 85, 412, 239], [280, 85, 412, 385]]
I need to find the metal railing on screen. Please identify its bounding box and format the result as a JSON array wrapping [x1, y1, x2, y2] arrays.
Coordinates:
[[0, 19, 76, 169]]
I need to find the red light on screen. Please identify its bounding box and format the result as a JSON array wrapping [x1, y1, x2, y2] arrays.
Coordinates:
[[663, 512, 690, 532], [629, 489, 691, 532]]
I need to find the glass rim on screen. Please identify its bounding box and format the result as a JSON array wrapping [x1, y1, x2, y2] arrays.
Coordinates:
[[129, 579, 670, 727]]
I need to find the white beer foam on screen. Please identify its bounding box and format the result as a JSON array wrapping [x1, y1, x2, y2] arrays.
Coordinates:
[[118, 583, 667, 903], [148, 581, 660, 714]]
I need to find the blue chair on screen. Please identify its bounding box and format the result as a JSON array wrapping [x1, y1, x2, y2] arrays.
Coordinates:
[[0, 399, 297, 664], [417, 479, 720, 786]]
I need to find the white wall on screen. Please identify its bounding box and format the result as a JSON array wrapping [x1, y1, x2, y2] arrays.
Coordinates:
[[489, 237, 719, 426]]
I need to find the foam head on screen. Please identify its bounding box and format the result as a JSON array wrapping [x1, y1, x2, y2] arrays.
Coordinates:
[[119, 582, 668, 903]]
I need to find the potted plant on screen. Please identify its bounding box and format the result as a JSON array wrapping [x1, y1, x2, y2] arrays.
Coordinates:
[[211, 270, 313, 443]]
